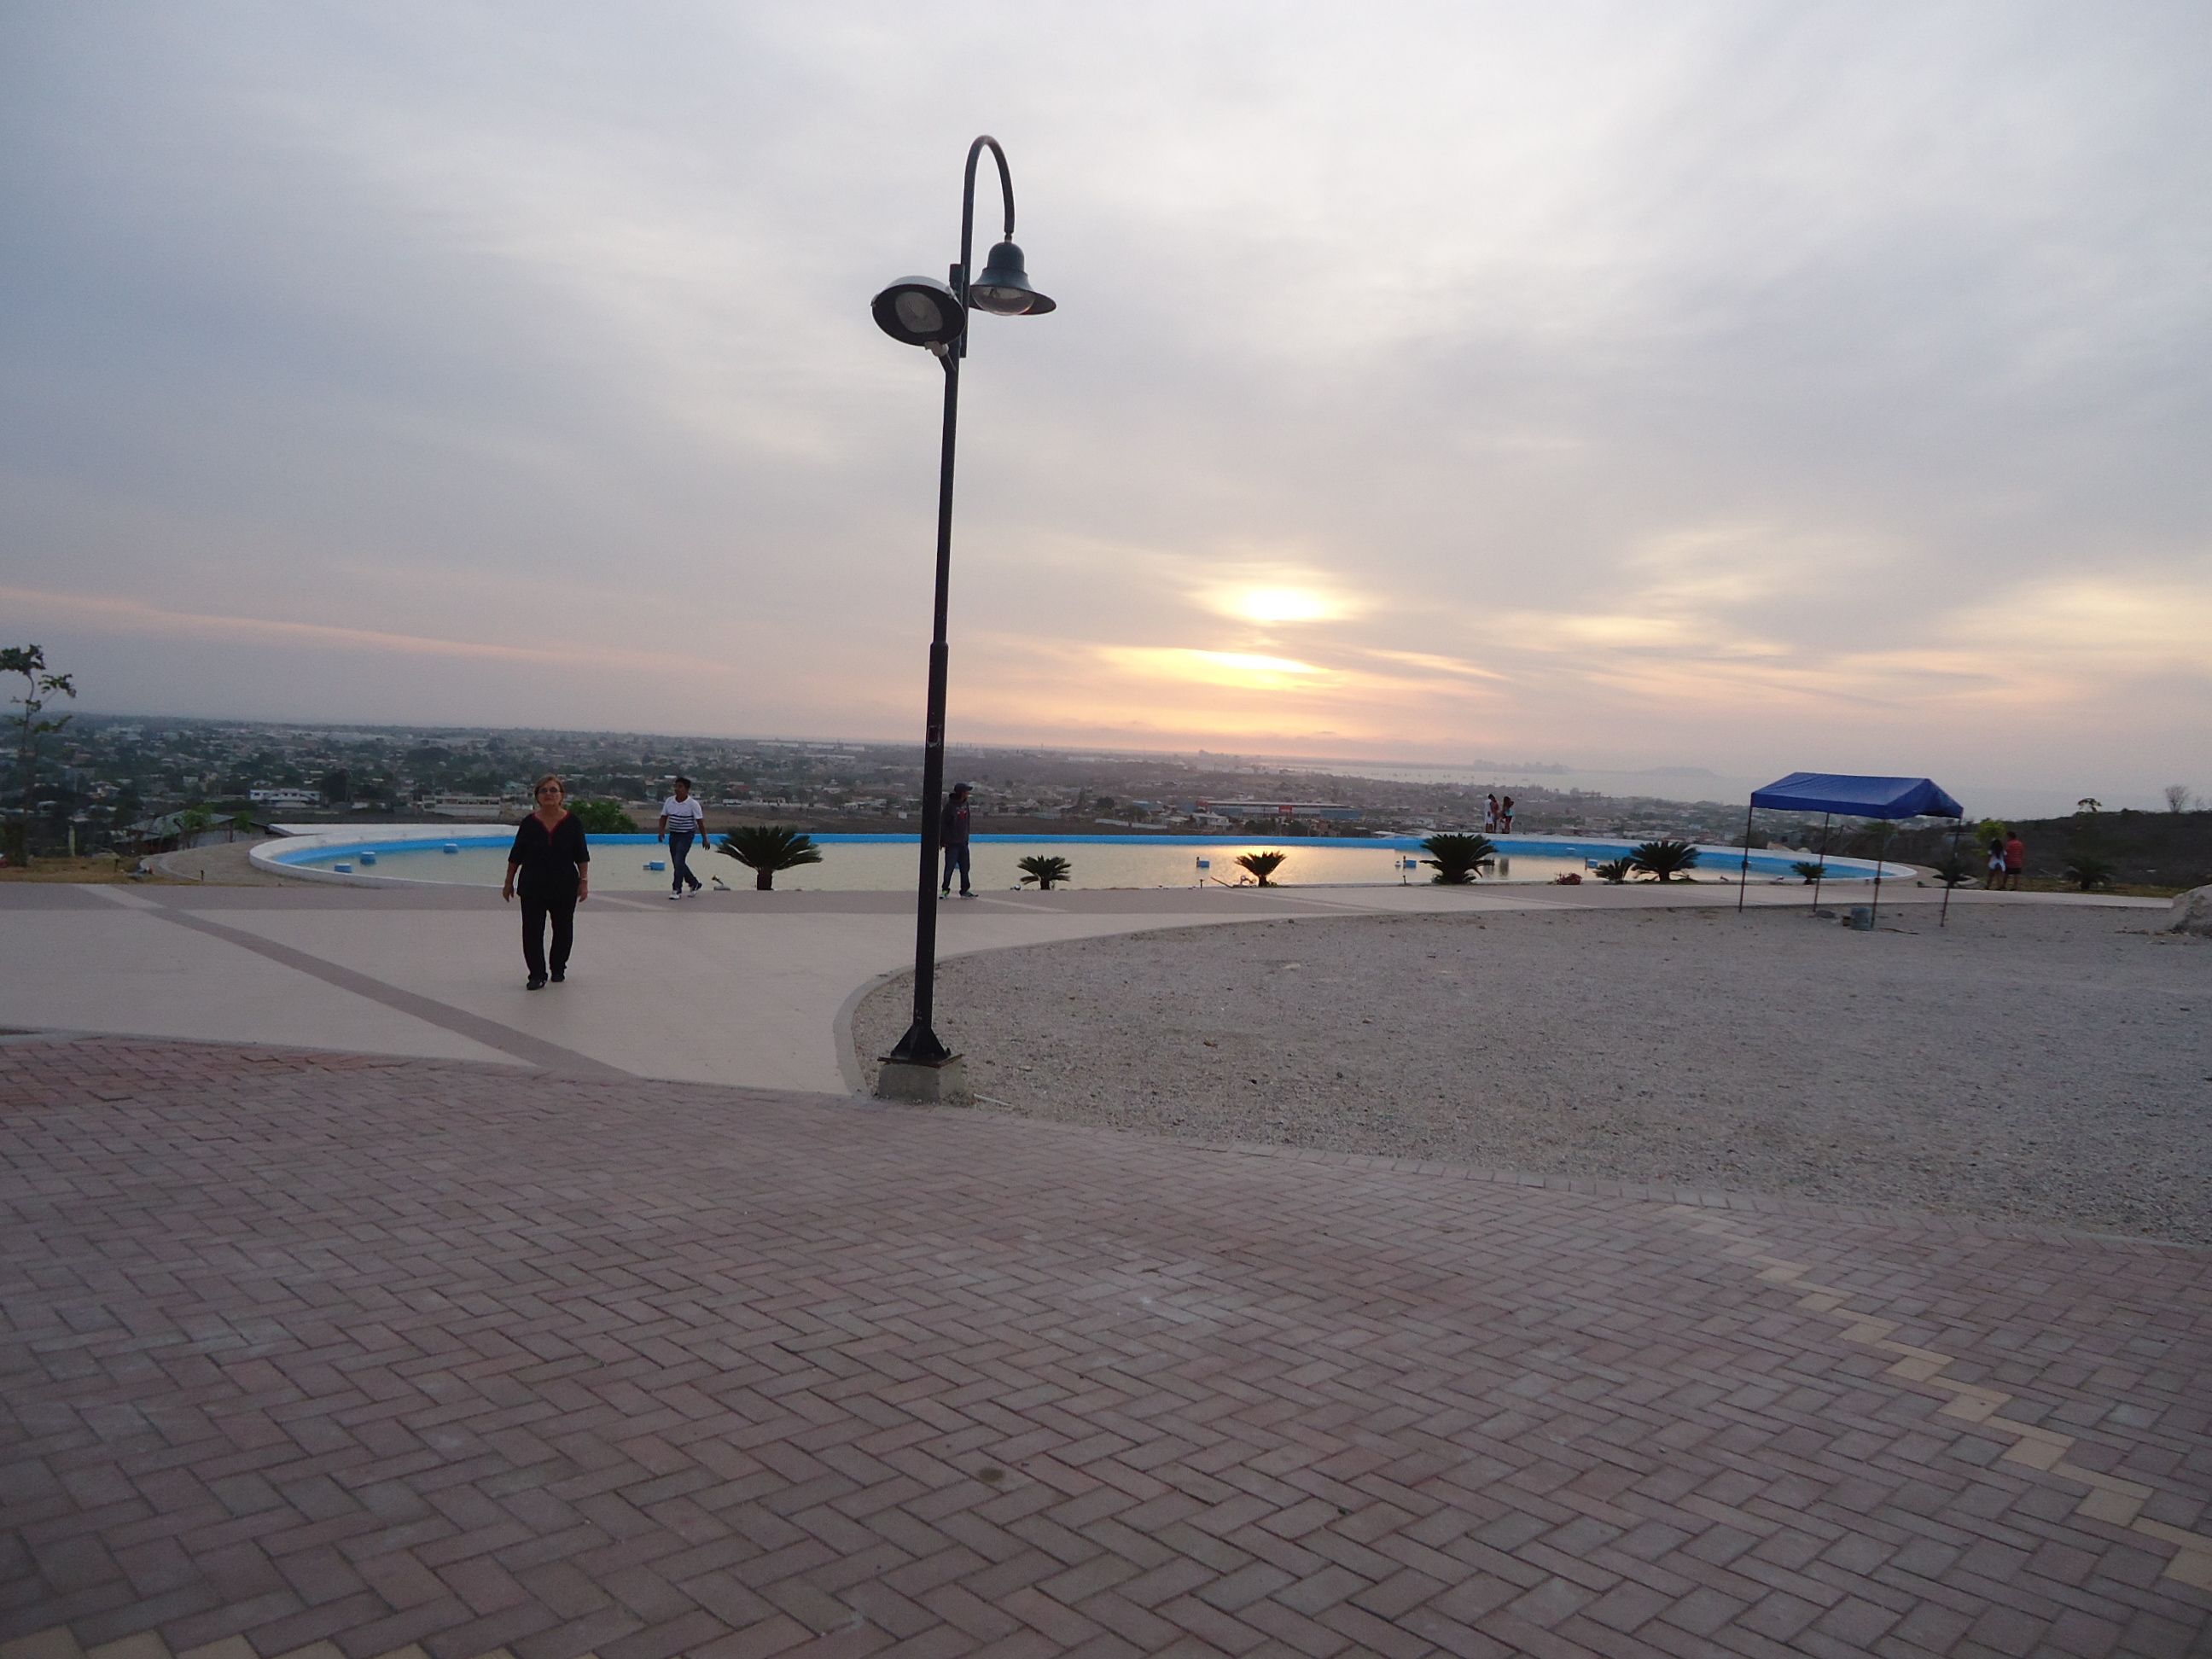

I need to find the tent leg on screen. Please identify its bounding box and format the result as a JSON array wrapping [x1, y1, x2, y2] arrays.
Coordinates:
[[1737, 800, 1754, 913], [1940, 819, 1963, 928], [1811, 813, 1829, 913], [1871, 831, 1884, 925]]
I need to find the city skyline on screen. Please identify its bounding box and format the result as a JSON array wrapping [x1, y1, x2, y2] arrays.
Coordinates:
[[4, 2, 2208, 814]]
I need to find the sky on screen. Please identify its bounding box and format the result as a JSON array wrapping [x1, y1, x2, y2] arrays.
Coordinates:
[[3, 2, 2208, 816]]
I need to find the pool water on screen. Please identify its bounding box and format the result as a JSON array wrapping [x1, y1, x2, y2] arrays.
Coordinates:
[[274, 833, 1883, 893]]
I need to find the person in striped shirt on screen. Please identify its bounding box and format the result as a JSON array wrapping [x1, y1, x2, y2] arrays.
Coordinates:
[[658, 777, 708, 899]]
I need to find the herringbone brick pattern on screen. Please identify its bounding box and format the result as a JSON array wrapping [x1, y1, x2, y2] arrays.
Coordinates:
[[3, 1036, 2208, 1657]]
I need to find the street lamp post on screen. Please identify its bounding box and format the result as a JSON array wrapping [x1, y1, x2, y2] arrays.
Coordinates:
[[872, 136, 1054, 1097]]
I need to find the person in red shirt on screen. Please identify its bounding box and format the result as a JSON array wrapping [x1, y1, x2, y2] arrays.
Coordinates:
[[2000, 830, 2027, 890]]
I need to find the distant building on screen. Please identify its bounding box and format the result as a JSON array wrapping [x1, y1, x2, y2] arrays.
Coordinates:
[[248, 787, 323, 806], [1198, 800, 1363, 823], [422, 794, 511, 820]]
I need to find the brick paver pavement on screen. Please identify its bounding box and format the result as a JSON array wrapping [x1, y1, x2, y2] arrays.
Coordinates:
[[3, 1036, 2208, 1658]]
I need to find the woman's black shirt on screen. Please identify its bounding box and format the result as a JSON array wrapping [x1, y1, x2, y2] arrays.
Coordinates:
[[508, 812, 589, 894]]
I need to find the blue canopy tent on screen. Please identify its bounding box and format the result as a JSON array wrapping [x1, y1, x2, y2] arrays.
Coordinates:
[[1737, 771, 1966, 925]]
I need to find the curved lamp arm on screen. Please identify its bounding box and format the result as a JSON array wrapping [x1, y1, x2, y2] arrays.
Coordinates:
[[958, 135, 1018, 301]]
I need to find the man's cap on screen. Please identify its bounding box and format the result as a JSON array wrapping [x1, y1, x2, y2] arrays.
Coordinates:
[[952, 782, 972, 793]]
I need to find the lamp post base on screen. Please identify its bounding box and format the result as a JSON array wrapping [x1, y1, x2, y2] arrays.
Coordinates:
[[876, 1052, 972, 1107]]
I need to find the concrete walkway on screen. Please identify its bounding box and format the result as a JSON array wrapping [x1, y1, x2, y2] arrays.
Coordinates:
[[0, 882, 2166, 1095]]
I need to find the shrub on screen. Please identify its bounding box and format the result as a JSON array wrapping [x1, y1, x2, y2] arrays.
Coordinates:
[[1017, 854, 1071, 890], [1791, 860, 1827, 884], [1628, 840, 1701, 882], [1592, 858, 1633, 884], [716, 824, 823, 890], [1420, 833, 1495, 885], [1235, 850, 1288, 887]]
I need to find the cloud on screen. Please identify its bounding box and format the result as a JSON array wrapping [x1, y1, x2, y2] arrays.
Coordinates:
[[0, 585, 725, 676], [2, 1, 2207, 805]]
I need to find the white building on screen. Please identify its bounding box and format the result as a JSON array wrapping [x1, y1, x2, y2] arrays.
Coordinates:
[[422, 794, 511, 820], [248, 788, 323, 806]]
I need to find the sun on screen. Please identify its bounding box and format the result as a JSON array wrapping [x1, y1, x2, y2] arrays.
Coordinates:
[[1217, 585, 1343, 625]]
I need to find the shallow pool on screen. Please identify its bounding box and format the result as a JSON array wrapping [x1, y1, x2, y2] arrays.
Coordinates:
[[268, 832, 1887, 893]]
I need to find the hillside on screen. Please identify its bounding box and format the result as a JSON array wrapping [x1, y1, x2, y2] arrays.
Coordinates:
[[1874, 809, 2212, 889]]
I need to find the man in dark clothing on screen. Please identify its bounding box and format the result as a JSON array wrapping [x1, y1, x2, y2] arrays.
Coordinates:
[[939, 782, 975, 898]]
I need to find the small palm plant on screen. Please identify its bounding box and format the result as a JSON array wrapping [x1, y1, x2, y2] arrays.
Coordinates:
[[1791, 860, 1827, 884], [1592, 858, 1634, 884], [1421, 833, 1495, 885], [1017, 854, 1072, 890], [2063, 851, 2115, 891], [1235, 850, 1289, 887], [716, 825, 823, 890], [1929, 852, 1974, 888], [1628, 840, 1701, 882]]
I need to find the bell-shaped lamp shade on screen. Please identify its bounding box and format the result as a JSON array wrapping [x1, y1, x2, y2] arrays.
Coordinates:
[[968, 240, 1056, 316], [872, 276, 966, 346]]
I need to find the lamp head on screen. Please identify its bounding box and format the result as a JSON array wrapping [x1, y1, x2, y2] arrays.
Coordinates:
[[871, 276, 966, 346], [968, 239, 1056, 316]]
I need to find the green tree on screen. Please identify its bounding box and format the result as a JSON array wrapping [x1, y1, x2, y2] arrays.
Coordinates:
[[568, 799, 637, 834], [1420, 833, 1495, 885], [1235, 850, 1289, 887], [1016, 854, 1072, 890], [3, 644, 76, 864], [717, 825, 823, 890], [1628, 840, 1701, 882]]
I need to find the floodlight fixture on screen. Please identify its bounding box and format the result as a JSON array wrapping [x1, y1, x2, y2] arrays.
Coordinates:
[[871, 276, 965, 346]]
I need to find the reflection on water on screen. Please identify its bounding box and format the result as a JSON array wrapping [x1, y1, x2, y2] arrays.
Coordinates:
[[282, 834, 1874, 894]]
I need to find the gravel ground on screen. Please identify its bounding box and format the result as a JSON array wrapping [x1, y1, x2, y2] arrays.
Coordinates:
[[855, 902, 2212, 1243]]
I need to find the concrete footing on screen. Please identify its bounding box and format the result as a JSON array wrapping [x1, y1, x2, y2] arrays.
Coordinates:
[[876, 1054, 972, 1107]]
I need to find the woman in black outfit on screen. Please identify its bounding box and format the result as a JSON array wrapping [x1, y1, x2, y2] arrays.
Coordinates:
[[503, 774, 590, 988]]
